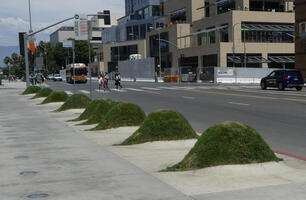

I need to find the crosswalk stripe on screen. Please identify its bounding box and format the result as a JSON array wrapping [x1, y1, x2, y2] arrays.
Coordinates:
[[65, 91, 73, 95], [141, 87, 161, 91], [79, 90, 90, 94], [158, 86, 178, 90], [125, 88, 145, 92]]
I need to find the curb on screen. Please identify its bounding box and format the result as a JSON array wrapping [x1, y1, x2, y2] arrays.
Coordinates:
[[273, 150, 306, 161]]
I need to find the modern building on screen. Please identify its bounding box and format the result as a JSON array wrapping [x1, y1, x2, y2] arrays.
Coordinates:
[[102, 0, 165, 71], [295, 0, 306, 78], [50, 26, 75, 46], [147, 0, 296, 72], [50, 11, 121, 47]]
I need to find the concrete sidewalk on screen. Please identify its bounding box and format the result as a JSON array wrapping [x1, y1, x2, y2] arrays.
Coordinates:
[[0, 84, 191, 199], [1, 82, 306, 200]]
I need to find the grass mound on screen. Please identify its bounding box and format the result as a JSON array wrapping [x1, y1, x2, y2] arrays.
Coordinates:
[[90, 103, 145, 130], [32, 88, 53, 99], [22, 86, 41, 95], [41, 91, 69, 104], [166, 121, 281, 171], [121, 110, 198, 145], [70, 99, 107, 121], [79, 100, 120, 125], [56, 94, 91, 112]]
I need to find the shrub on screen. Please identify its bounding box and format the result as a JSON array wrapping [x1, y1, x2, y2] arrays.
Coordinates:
[[41, 91, 68, 104], [121, 110, 198, 145], [32, 88, 53, 99], [90, 103, 145, 130], [22, 86, 41, 95], [166, 121, 281, 171], [56, 94, 91, 112], [79, 100, 120, 125]]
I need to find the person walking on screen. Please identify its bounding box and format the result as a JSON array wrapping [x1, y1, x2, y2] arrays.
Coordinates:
[[114, 72, 122, 89], [103, 72, 111, 91], [98, 74, 104, 91]]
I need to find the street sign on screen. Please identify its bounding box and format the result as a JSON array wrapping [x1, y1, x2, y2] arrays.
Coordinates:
[[63, 40, 73, 49], [160, 42, 167, 47], [74, 14, 88, 40], [36, 57, 43, 70]]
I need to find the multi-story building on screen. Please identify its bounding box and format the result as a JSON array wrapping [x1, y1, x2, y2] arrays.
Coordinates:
[[102, 0, 165, 72], [295, 0, 306, 78], [50, 11, 120, 47], [147, 0, 295, 72]]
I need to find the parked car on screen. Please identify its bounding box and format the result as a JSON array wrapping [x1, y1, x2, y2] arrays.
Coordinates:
[[53, 74, 62, 81], [261, 70, 304, 91], [47, 74, 54, 80]]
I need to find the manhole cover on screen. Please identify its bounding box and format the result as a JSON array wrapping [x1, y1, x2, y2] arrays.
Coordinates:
[[27, 193, 49, 198], [20, 171, 37, 176], [14, 156, 28, 159]]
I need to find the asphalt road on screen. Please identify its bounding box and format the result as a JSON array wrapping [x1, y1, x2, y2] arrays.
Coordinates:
[[45, 80, 306, 158]]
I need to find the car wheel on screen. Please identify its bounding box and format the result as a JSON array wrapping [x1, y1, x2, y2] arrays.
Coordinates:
[[261, 81, 267, 90], [278, 82, 285, 90], [296, 86, 302, 91]]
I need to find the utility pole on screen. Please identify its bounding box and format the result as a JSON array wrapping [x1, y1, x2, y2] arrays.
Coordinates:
[[88, 20, 93, 100], [158, 28, 161, 78]]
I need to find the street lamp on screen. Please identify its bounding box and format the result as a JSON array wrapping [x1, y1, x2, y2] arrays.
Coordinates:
[[232, 22, 247, 68]]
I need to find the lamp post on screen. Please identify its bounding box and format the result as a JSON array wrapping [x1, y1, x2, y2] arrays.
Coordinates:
[[158, 28, 161, 78], [87, 19, 93, 100], [232, 22, 247, 68]]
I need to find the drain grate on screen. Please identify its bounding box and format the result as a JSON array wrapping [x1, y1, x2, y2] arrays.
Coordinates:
[[20, 171, 37, 176], [14, 156, 28, 159], [27, 194, 49, 199]]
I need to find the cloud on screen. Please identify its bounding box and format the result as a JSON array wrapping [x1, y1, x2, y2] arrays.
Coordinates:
[[0, 0, 125, 46]]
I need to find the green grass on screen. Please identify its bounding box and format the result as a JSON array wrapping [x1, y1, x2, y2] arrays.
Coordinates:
[[70, 99, 108, 121], [121, 110, 198, 145], [31, 88, 53, 99], [41, 91, 69, 104], [90, 103, 146, 131], [165, 121, 281, 171], [56, 94, 91, 112], [22, 86, 41, 95], [78, 100, 120, 125]]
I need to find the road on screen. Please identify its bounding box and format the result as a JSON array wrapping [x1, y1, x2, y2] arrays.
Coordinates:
[[45, 80, 306, 158]]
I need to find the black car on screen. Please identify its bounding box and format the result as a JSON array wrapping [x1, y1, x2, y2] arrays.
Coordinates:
[[261, 70, 304, 91]]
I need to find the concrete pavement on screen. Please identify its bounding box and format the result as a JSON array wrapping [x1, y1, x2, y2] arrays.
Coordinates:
[[0, 82, 192, 200]]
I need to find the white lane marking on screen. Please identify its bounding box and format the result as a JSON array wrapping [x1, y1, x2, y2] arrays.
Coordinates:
[[95, 89, 110, 93], [143, 90, 161, 95], [125, 88, 145, 92], [79, 90, 90, 94], [125, 88, 160, 95], [65, 91, 73, 95], [158, 86, 178, 90], [182, 96, 195, 100], [141, 87, 161, 91], [233, 88, 306, 97], [228, 102, 249, 106]]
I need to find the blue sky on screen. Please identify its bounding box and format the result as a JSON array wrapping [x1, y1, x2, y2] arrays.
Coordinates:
[[0, 0, 124, 46]]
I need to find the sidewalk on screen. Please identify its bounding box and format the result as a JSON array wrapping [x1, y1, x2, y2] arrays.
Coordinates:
[[1, 82, 306, 200], [0, 83, 191, 200]]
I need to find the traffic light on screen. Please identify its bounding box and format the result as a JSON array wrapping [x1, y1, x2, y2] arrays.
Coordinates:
[[19, 32, 26, 56], [153, 36, 157, 40], [181, 54, 185, 59]]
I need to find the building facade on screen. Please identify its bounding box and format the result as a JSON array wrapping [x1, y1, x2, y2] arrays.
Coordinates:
[[295, 0, 306, 78], [147, 0, 295, 72]]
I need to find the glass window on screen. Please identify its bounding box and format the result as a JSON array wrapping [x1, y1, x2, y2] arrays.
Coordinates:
[[217, 0, 235, 14]]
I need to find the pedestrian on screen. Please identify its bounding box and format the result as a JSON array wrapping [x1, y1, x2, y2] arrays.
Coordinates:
[[103, 72, 110, 91], [114, 72, 122, 89], [98, 74, 104, 91]]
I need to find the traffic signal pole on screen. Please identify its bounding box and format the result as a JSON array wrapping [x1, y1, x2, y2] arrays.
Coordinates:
[[23, 33, 30, 87]]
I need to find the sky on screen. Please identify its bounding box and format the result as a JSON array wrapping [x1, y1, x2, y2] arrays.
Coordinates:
[[0, 0, 125, 46]]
